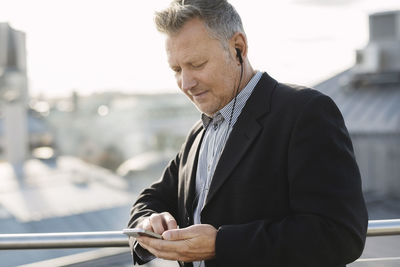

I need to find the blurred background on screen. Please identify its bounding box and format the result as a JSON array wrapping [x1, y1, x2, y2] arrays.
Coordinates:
[[0, 0, 400, 266]]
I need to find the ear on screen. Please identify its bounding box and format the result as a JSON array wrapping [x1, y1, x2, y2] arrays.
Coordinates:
[[229, 32, 247, 65]]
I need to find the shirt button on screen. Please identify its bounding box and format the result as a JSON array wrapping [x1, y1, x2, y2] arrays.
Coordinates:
[[207, 165, 211, 172], [213, 123, 218, 130]]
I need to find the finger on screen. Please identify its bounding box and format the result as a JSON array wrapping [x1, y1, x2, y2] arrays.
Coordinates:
[[161, 212, 178, 230], [163, 226, 194, 241], [138, 236, 213, 262], [141, 218, 153, 232], [138, 236, 180, 253], [136, 238, 159, 257], [149, 214, 166, 234], [137, 236, 166, 250], [138, 239, 180, 261], [137, 237, 183, 261]]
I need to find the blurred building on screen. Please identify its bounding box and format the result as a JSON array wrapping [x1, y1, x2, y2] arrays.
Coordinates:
[[314, 10, 400, 198], [0, 23, 55, 164], [0, 22, 29, 174], [44, 92, 198, 172]]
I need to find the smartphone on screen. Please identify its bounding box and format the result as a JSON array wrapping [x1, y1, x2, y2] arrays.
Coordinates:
[[122, 228, 163, 239]]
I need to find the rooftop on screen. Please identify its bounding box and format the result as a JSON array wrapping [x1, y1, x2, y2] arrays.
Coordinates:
[[0, 156, 138, 266], [314, 69, 400, 134]]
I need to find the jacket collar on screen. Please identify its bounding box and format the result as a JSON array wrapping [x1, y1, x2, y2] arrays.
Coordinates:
[[203, 72, 277, 209]]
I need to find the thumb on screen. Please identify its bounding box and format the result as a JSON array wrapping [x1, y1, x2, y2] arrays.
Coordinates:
[[162, 226, 195, 241]]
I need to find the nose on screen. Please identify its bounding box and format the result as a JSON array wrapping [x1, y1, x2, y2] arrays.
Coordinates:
[[180, 70, 197, 92]]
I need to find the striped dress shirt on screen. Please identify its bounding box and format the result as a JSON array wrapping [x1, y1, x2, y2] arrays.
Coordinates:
[[192, 71, 262, 267]]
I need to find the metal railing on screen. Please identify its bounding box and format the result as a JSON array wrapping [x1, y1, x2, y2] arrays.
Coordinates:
[[0, 231, 127, 250], [0, 219, 399, 250], [366, 219, 400, 236]]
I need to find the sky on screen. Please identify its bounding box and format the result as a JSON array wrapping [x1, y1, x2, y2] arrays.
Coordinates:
[[1, 0, 399, 97]]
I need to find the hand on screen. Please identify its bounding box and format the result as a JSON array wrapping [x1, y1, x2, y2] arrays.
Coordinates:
[[138, 212, 178, 235], [136, 224, 217, 262], [129, 212, 177, 255]]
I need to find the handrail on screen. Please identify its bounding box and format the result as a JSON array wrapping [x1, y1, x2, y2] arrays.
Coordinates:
[[367, 219, 400, 236], [0, 231, 127, 249], [0, 219, 399, 250]]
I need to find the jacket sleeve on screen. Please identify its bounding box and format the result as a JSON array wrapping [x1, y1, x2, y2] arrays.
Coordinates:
[[127, 151, 181, 265], [215, 94, 368, 267]]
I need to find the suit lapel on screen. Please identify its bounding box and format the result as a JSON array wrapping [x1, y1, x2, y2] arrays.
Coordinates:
[[204, 73, 277, 208], [183, 125, 205, 218]]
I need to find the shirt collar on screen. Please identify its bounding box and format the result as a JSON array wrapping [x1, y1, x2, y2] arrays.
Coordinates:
[[201, 113, 213, 128]]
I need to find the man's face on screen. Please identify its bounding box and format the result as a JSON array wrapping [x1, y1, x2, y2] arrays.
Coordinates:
[[166, 18, 238, 116]]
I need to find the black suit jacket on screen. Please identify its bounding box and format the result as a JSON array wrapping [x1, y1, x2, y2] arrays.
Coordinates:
[[128, 73, 368, 267]]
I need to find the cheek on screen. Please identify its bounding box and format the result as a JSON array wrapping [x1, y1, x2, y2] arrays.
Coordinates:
[[197, 69, 219, 90], [211, 73, 233, 96], [207, 61, 235, 92]]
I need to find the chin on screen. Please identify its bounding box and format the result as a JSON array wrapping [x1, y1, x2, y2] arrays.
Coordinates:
[[192, 98, 221, 115], [196, 105, 215, 116], [193, 103, 210, 115]]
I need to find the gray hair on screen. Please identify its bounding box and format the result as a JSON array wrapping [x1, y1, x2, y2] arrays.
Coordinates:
[[155, 0, 244, 47]]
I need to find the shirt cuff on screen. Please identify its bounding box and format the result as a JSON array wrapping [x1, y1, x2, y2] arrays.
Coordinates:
[[133, 240, 156, 264]]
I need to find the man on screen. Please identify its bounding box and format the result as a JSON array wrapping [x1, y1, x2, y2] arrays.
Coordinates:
[[127, 0, 368, 266]]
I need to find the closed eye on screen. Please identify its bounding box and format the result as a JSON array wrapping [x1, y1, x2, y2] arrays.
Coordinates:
[[192, 61, 207, 69]]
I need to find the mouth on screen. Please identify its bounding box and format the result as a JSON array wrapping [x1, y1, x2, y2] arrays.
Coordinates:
[[192, 90, 208, 100]]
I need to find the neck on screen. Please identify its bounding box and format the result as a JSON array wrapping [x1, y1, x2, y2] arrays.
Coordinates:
[[237, 62, 256, 95]]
